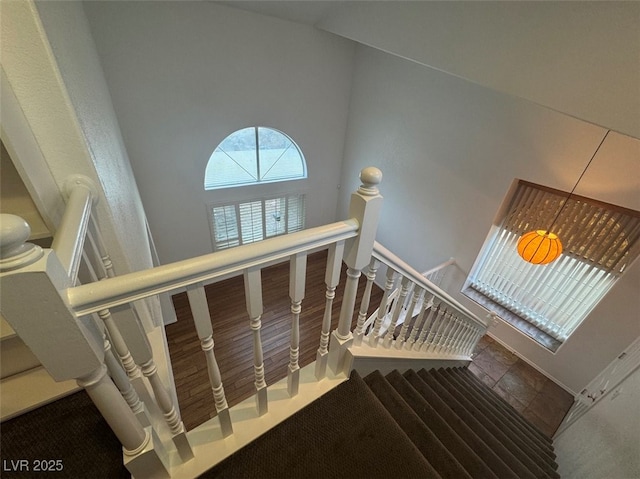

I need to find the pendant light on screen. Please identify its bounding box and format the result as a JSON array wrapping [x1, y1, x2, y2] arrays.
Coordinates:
[[517, 130, 610, 265]]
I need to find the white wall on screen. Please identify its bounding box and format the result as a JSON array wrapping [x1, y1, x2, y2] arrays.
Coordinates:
[[554, 367, 640, 478], [33, 1, 154, 278], [318, 1, 640, 139], [338, 45, 640, 393], [83, 1, 355, 264]]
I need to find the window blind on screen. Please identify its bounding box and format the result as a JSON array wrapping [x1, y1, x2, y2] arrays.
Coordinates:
[[467, 180, 639, 344], [210, 194, 305, 251], [504, 181, 640, 274]]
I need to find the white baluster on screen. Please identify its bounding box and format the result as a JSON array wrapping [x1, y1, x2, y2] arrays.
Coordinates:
[[369, 267, 397, 347], [422, 304, 445, 351], [354, 257, 380, 346], [139, 359, 191, 459], [104, 336, 150, 427], [244, 266, 268, 415], [414, 301, 438, 351], [77, 365, 148, 451], [444, 315, 463, 353], [405, 293, 432, 350], [395, 285, 422, 349], [316, 242, 345, 380], [288, 252, 307, 397], [433, 310, 454, 352], [459, 323, 476, 355], [451, 322, 469, 355], [383, 276, 411, 348], [99, 308, 141, 380], [186, 283, 232, 437], [88, 215, 116, 277], [78, 365, 171, 478]]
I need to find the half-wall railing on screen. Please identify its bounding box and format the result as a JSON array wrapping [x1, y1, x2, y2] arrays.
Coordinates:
[[0, 167, 487, 478]]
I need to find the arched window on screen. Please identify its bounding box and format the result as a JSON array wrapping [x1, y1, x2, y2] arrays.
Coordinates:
[[204, 127, 306, 190]]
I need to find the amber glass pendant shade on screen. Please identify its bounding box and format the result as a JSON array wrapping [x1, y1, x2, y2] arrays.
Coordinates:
[[517, 230, 563, 264]]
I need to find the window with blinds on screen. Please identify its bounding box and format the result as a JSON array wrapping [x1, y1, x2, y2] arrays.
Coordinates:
[[209, 194, 306, 251], [464, 180, 640, 351]]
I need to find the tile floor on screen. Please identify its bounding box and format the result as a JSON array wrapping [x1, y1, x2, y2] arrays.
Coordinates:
[[469, 335, 575, 437]]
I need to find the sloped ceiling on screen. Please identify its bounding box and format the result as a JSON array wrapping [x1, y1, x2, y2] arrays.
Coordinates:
[[217, 1, 640, 139]]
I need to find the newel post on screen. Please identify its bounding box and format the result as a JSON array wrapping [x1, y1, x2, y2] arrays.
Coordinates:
[[328, 167, 383, 374], [0, 214, 170, 479]]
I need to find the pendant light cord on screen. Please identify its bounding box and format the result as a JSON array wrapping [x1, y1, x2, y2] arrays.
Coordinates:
[[545, 129, 610, 234]]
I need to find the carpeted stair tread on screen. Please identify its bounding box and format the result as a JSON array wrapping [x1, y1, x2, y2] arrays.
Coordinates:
[[364, 371, 471, 479], [435, 369, 559, 475], [449, 368, 556, 461], [384, 370, 500, 479], [452, 368, 554, 452], [201, 370, 440, 479], [456, 367, 554, 445], [0, 390, 128, 479], [419, 368, 555, 479], [406, 370, 539, 479]]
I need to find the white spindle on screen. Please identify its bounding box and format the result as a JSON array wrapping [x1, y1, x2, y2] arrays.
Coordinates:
[[88, 214, 116, 278], [383, 276, 411, 348], [104, 336, 149, 427], [337, 267, 361, 339], [77, 365, 149, 452], [140, 359, 185, 437], [444, 315, 462, 353], [315, 246, 344, 380], [422, 304, 445, 351], [315, 242, 345, 380], [288, 252, 307, 397], [414, 301, 438, 351], [244, 266, 268, 415], [369, 267, 397, 347], [99, 308, 140, 380], [354, 258, 380, 346], [186, 283, 232, 437], [434, 310, 454, 352], [395, 285, 422, 349], [452, 322, 470, 355], [406, 293, 432, 350]]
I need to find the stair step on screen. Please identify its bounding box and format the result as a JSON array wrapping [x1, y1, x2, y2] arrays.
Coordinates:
[[450, 368, 556, 460], [456, 367, 554, 445], [426, 368, 559, 479], [384, 370, 499, 479], [1, 366, 79, 422], [364, 370, 470, 479], [199, 366, 560, 478], [442, 368, 558, 467], [201, 370, 439, 479]]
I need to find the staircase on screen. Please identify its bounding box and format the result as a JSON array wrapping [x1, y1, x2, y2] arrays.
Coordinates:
[[204, 367, 558, 479], [1, 168, 503, 478]]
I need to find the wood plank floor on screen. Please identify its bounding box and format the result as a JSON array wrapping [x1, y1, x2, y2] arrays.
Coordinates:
[[167, 250, 383, 431]]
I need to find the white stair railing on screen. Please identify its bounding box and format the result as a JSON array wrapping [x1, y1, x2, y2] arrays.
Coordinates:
[[1, 166, 488, 478], [357, 242, 488, 358], [0, 167, 383, 479]]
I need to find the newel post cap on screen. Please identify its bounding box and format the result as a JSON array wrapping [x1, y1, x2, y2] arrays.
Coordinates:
[[0, 214, 44, 271], [358, 167, 383, 196]]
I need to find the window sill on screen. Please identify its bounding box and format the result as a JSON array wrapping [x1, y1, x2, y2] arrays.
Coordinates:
[[462, 286, 561, 353]]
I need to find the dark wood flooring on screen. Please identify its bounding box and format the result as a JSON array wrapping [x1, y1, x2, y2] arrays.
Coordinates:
[[167, 250, 383, 431]]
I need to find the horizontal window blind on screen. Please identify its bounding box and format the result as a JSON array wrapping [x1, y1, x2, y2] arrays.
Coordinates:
[[210, 194, 305, 251], [504, 181, 640, 274], [468, 180, 639, 344]]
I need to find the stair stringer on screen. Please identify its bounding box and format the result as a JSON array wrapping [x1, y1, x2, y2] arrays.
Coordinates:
[[346, 343, 471, 377]]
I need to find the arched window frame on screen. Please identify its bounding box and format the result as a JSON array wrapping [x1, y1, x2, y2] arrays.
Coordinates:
[[204, 126, 307, 190]]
